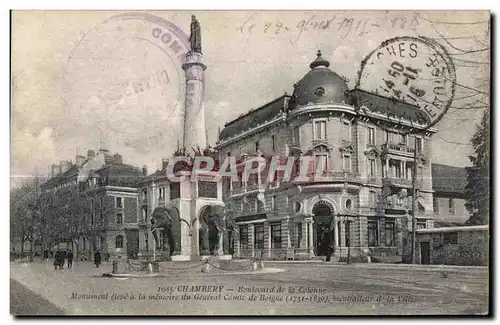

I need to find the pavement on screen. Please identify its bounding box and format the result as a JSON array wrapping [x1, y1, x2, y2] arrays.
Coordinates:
[[10, 259, 490, 316]]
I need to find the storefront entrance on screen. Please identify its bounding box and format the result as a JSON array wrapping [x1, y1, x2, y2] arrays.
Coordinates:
[[312, 200, 335, 257]]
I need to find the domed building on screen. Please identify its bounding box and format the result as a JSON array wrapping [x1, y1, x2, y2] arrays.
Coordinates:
[[215, 50, 436, 262]]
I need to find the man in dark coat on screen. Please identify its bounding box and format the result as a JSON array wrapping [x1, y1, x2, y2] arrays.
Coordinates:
[[94, 250, 102, 268], [61, 250, 67, 268], [53, 251, 60, 270], [67, 250, 74, 269], [54, 250, 64, 270]]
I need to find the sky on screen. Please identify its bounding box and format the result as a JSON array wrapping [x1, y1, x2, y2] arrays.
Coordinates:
[[10, 10, 490, 180]]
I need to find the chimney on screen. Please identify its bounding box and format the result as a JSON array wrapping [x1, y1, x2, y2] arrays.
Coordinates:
[[162, 158, 169, 170], [142, 165, 148, 176], [60, 160, 72, 174], [87, 150, 96, 160], [76, 155, 86, 167], [114, 153, 123, 164]]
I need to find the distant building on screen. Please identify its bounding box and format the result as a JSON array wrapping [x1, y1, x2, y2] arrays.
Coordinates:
[[431, 163, 470, 226], [40, 149, 143, 260]]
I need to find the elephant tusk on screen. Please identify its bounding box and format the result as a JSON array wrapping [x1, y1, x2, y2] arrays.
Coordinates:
[[179, 218, 191, 230]]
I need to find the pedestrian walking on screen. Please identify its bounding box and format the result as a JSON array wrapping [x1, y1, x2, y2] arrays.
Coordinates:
[[67, 250, 74, 269], [54, 250, 63, 270], [94, 250, 102, 268]]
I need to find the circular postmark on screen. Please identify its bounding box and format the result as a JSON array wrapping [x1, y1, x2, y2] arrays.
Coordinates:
[[356, 36, 456, 130], [62, 12, 190, 153]]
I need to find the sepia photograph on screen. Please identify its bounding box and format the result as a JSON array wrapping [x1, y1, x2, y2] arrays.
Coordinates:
[[9, 9, 491, 316]]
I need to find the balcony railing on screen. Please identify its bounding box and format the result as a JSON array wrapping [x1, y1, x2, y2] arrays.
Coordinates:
[[381, 143, 416, 157], [367, 176, 382, 185], [231, 183, 266, 196], [292, 171, 361, 183], [383, 177, 413, 188]]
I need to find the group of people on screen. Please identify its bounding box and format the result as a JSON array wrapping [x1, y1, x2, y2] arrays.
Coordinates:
[[52, 249, 112, 270], [53, 250, 74, 270]]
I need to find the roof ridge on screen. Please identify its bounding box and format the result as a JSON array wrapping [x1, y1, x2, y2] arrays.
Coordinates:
[[223, 94, 289, 128]]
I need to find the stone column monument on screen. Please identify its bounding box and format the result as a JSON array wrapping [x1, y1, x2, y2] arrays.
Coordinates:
[[182, 15, 207, 154]]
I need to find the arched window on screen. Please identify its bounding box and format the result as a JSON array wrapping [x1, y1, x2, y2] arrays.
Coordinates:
[[115, 235, 123, 249]]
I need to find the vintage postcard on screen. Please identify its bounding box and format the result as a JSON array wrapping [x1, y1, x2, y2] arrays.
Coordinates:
[[10, 10, 490, 316]]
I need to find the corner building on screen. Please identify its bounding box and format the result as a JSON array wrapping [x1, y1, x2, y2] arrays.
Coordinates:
[[215, 51, 436, 261]]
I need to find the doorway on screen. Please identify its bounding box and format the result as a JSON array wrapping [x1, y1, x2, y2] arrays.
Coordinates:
[[420, 242, 431, 265], [314, 223, 332, 256], [312, 200, 335, 256]]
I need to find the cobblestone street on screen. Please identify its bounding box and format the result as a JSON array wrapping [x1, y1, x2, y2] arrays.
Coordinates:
[[10, 260, 489, 315]]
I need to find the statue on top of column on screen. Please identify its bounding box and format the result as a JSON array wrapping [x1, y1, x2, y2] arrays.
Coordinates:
[[190, 15, 202, 54]]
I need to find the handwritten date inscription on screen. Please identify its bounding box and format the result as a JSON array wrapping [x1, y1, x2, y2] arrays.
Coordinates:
[[238, 13, 420, 44]]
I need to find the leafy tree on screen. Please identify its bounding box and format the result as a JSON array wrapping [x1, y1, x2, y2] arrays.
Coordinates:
[[465, 110, 490, 225], [10, 180, 40, 254]]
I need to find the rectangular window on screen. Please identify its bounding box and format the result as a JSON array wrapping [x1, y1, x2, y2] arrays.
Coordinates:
[[116, 213, 123, 224], [91, 213, 95, 226], [343, 155, 351, 171], [369, 159, 376, 177], [255, 141, 260, 152], [406, 162, 413, 180], [239, 225, 249, 250], [272, 196, 277, 211], [400, 134, 407, 145], [296, 222, 302, 248], [443, 232, 458, 245], [314, 120, 327, 140], [448, 198, 455, 214], [416, 219, 427, 229], [385, 220, 395, 246], [342, 121, 350, 141], [367, 127, 375, 146], [170, 182, 180, 199], [256, 199, 265, 213], [369, 191, 377, 206], [271, 223, 282, 249], [394, 161, 402, 178], [271, 135, 276, 151], [415, 137, 423, 152], [254, 224, 264, 249], [292, 126, 300, 143], [433, 197, 440, 214], [198, 181, 218, 199], [367, 217, 379, 246], [315, 154, 328, 172], [115, 197, 123, 208]]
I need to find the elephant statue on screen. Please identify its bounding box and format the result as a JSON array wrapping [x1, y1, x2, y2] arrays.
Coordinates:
[[198, 204, 236, 255], [151, 205, 190, 257]]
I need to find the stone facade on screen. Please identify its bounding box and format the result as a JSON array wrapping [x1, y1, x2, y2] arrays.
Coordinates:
[[215, 52, 437, 262]]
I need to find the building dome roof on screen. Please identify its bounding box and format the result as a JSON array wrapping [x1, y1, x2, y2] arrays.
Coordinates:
[[288, 50, 349, 109]]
